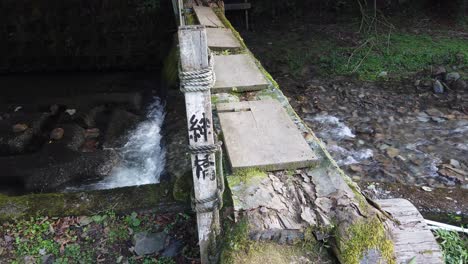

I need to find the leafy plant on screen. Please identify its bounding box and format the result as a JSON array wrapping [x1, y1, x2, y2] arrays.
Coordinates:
[[435, 229, 468, 264], [125, 212, 142, 228]]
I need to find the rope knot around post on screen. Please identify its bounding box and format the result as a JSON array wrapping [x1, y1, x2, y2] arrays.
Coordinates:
[[189, 141, 225, 215], [179, 51, 216, 93]]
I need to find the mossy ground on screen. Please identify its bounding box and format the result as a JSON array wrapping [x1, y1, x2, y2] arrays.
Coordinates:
[[0, 183, 184, 221], [243, 22, 467, 81], [336, 216, 395, 264], [0, 211, 199, 263], [219, 219, 336, 264]]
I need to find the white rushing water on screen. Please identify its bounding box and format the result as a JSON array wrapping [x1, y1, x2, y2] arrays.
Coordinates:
[[73, 98, 166, 190]]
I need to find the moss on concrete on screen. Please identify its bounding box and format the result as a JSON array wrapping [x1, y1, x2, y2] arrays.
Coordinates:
[[219, 218, 251, 264], [227, 168, 268, 187], [161, 38, 179, 89], [337, 216, 395, 264], [172, 172, 193, 202], [0, 183, 187, 221]]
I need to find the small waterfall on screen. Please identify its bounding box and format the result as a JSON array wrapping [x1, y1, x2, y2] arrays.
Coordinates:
[[76, 97, 166, 190]]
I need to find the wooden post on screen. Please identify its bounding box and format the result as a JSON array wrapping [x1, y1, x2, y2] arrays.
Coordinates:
[[178, 25, 219, 263]]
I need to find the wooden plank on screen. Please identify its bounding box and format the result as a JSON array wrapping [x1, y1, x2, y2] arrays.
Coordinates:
[[178, 25, 219, 264], [224, 3, 252, 10], [193, 6, 225, 28], [377, 199, 444, 264]]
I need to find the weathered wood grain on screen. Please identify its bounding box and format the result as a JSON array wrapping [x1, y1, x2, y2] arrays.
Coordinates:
[[377, 199, 444, 264], [178, 25, 219, 264]]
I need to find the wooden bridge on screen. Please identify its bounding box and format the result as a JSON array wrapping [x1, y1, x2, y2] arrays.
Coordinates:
[[173, 1, 444, 263]]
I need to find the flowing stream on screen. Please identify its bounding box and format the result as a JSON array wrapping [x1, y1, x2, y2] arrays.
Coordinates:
[[71, 98, 166, 190]]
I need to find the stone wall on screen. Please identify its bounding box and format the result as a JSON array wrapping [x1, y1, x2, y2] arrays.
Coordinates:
[[0, 0, 175, 73]]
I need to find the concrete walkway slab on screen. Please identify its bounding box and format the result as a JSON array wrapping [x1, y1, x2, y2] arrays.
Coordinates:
[[206, 28, 241, 51], [217, 100, 319, 171], [213, 54, 269, 93], [193, 6, 225, 28]]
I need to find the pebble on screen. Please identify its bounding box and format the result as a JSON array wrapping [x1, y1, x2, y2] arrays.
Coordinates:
[[378, 71, 388, 78], [450, 159, 461, 169], [421, 186, 433, 192], [65, 109, 76, 116], [432, 66, 446, 76], [85, 128, 100, 138], [386, 147, 400, 158], [350, 165, 363, 172], [445, 72, 461, 83], [12, 123, 28, 133], [433, 80, 444, 94], [50, 128, 64, 140]]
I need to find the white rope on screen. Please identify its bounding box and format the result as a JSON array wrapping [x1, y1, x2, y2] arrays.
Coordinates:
[[179, 51, 216, 93]]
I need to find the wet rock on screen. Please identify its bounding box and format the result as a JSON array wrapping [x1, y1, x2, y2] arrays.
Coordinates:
[[421, 80, 432, 87], [133, 231, 167, 256], [386, 147, 400, 158], [355, 123, 374, 135], [414, 80, 421, 87], [65, 109, 76, 116], [432, 66, 446, 76], [445, 72, 461, 83], [452, 79, 467, 91], [432, 80, 444, 94], [49, 104, 60, 115], [350, 165, 363, 173], [425, 108, 444, 117], [431, 117, 445, 123], [50, 128, 64, 140], [450, 159, 461, 169], [103, 109, 140, 149], [12, 123, 28, 133], [84, 128, 100, 139]]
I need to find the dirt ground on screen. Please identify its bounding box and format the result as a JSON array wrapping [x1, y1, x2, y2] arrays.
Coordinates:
[[240, 18, 468, 223]]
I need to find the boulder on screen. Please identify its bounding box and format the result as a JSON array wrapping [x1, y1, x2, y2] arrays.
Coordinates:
[[133, 231, 167, 256]]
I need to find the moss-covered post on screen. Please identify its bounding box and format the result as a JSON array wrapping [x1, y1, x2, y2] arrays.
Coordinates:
[[178, 25, 219, 263]]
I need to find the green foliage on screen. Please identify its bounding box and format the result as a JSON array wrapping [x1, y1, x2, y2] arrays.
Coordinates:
[[435, 229, 468, 264], [11, 217, 60, 258], [125, 212, 142, 228], [278, 29, 468, 81], [55, 244, 94, 264], [164, 213, 190, 233]]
